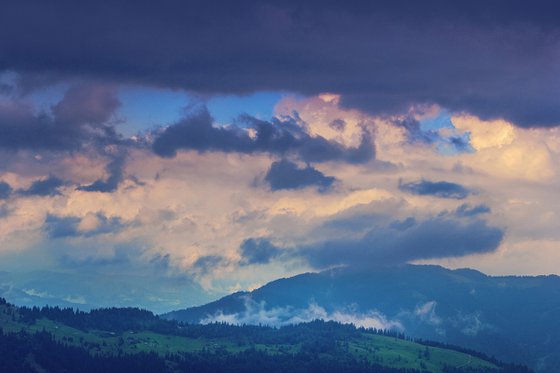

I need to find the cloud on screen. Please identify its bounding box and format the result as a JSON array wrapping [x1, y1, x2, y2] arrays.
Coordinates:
[[414, 301, 442, 326], [192, 255, 226, 275], [152, 107, 251, 157], [389, 217, 417, 231], [396, 117, 439, 145], [0, 101, 79, 151], [43, 214, 80, 238], [236, 211, 503, 270], [455, 204, 491, 218], [329, 119, 346, 132], [399, 180, 473, 199], [0, 205, 10, 218], [0, 181, 12, 199], [2, 1, 559, 126], [52, 241, 142, 271], [451, 311, 493, 337], [201, 296, 403, 330], [445, 134, 474, 154], [52, 83, 121, 125], [240, 238, 282, 265], [264, 159, 335, 192], [18, 176, 65, 197], [43, 212, 125, 238], [0, 83, 121, 152], [77, 155, 125, 193], [394, 116, 474, 155], [152, 107, 374, 163], [299, 217, 504, 268]]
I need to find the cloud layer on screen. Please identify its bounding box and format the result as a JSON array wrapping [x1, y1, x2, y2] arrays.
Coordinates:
[[1, 2, 560, 311], [0, 92, 557, 305]]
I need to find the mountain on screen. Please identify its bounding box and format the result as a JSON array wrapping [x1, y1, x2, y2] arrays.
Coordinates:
[[0, 270, 212, 314], [0, 298, 528, 373], [163, 265, 560, 372]]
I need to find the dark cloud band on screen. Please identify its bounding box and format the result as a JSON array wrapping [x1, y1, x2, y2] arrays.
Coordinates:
[[1, 0, 559, 126]]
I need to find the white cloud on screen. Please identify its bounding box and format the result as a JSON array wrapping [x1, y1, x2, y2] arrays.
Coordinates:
[[414, 301, 442, 326], [201, 296, 403, 330]]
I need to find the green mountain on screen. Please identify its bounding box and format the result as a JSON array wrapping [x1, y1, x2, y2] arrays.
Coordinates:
[[0, 298, 528, 373]]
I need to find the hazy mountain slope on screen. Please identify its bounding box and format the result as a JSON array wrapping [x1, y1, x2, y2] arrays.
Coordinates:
[[163, 265, 560, 372], [0, 270, 212, 313]]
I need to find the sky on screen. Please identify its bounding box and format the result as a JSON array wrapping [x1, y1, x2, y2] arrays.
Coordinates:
[[0, 0, 560, 312]]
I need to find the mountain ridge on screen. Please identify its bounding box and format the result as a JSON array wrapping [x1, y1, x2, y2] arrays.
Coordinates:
[[163, 264, 560, 372]]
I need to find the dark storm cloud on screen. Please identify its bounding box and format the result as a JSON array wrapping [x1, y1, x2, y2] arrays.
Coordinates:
[[77, 155, 125, 193], [44, 213, 125, 238], [1, 0, 558, 127], [18, 176, 65, 197], [399, 180, 473, 200], [152, 107, 374, 163], [0, 83, 121, 152], [240, 238, 282, 265], [455, 203, 491, 217], [264, 159, 335, 192], [0, 181, 12, 199], [301, 217, 504, 268]]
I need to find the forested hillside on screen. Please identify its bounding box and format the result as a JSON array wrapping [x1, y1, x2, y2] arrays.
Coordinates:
[[0, 298, 530, 373]]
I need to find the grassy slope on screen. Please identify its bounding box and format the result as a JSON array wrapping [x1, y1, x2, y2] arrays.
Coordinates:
[[0, 304, 498, 373]]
